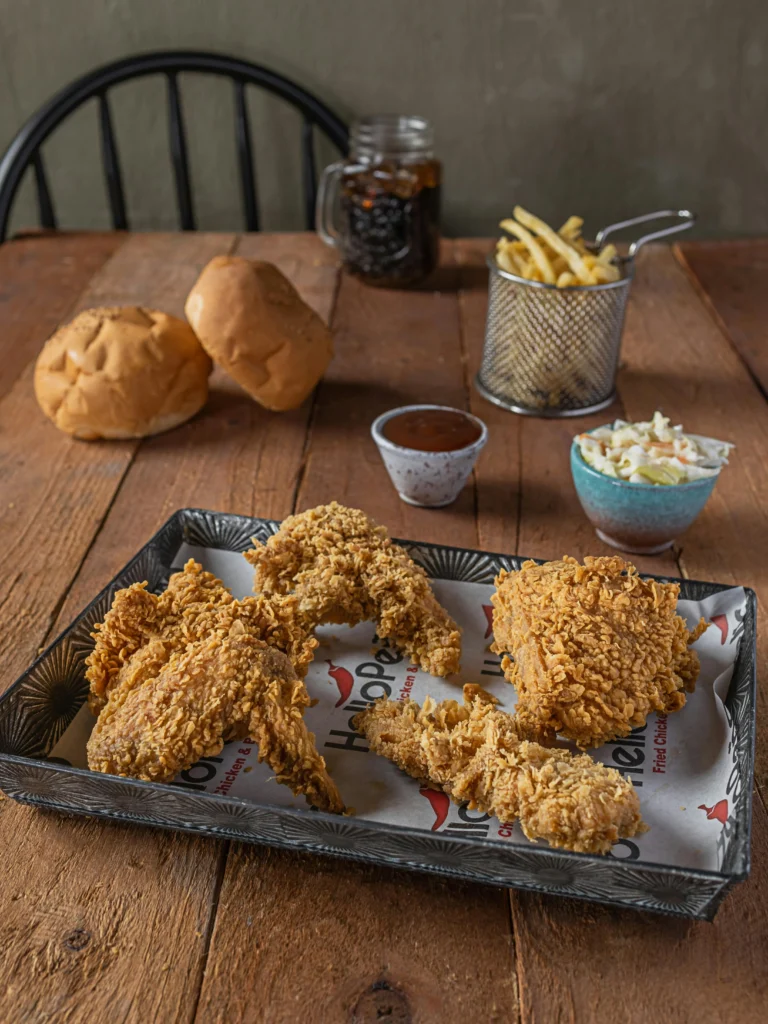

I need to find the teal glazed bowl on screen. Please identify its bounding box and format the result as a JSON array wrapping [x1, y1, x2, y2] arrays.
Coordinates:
[[570, 440, 720, 554]]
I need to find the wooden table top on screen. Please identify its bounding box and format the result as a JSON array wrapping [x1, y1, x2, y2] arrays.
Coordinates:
[[0, 231, 766, 1023]]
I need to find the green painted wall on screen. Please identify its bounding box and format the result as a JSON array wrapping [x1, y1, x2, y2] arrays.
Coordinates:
[[0, 0, 764, 238]]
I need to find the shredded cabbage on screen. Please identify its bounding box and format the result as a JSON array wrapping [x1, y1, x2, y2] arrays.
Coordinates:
[[575, 412, 733, 485]]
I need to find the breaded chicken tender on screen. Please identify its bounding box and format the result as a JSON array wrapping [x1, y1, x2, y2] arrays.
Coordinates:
[[85, 560, 343, 813], [245, 502, 461, 677], [354, 685, 646, 854], [491, 555, 707, 749]]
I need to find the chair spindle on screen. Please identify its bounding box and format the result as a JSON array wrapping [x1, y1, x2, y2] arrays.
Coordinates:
[[98, 92, 128, 230], [166, 72, 195, 231], [234, 80, 259, 232]]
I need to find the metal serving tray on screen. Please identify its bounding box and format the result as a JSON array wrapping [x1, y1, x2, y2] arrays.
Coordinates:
[[0, 509, 756, 920]]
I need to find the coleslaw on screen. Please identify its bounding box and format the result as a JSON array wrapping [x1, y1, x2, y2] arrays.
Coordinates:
[[575, 412, 733, 485]]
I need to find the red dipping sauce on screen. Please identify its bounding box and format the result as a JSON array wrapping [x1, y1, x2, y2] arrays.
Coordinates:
[[382, 408, 482, 453]]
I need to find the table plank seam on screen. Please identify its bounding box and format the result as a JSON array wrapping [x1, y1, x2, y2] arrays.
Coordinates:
[[505, 881, 523, 1024], [673, 244, 768, 403], [290, 271, 342, 516], [188, 840, 231, 1024], [39, 458, 137, 647]]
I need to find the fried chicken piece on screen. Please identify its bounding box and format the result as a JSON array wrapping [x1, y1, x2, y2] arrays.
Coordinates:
[[354, 685, 646, 854], [491, 555, 707, 749], [85, 560, 343, 813], [245, 502, 462, 677], [87, 559, 317, 713]]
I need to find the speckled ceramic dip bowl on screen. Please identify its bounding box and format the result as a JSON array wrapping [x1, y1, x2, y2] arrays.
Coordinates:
[[372, 405, 488, 507], [571, 437, 720, 554]]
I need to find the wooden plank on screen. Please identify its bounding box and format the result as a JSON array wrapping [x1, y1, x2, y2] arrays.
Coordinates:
[[0, 232, 122, 401], [197, 248, 520, 1023], [514, 789, 768, 1024], [69, 231, 235, 317], [478, 245, 768, 1023], [196, 846, 517, 1024], [0, 804, 223, 1024], [676, 239, 768, 396], [0, 232, 237, 1024]]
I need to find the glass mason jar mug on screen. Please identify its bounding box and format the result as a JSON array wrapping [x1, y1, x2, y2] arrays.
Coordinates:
[[316, 115, 442, 287]]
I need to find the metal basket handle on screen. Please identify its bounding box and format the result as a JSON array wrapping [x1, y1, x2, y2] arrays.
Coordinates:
[[595, 209, 696, 258]]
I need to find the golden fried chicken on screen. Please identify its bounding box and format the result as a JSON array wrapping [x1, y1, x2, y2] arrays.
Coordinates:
[[87, 559, 317, 714], [245, 502, 462, 677], [354, 685, 646, 854], [85, 560, 343, 813], [491, 555, 707, 749]]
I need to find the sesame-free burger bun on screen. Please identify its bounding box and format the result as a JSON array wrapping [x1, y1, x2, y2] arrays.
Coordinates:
[[184, 256, 333, 411], [34, 306, 212, 440]]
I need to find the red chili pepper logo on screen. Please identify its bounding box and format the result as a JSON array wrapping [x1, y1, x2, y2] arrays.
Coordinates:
[[482, 604, 494, 640], [698, 799, 728, 825], [710, 614, 728, 645], [327, 660, 354, 708], [419, 788, 449, 830]]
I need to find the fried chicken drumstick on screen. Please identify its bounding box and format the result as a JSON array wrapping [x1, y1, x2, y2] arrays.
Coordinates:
[[85, 560, 343, 813], [354, 685, 646, 854], [245, 502, 462, 677], [491, 555, 707, 749]]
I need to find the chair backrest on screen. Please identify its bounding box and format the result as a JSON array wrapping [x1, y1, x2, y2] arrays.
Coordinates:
[[0, 50, 349, 242]]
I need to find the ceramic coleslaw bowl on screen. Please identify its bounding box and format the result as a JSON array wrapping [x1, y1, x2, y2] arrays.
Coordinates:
[[372, 405, 488, 507], [570, 439, 720, 554]]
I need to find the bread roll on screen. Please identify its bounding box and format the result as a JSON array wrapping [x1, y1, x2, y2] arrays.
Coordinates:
[[184, 256, 333, 411], [34, 306, 212, 440]]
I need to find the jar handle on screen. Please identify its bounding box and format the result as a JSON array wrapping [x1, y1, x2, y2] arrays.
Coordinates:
[[315, 161, 346, 248]]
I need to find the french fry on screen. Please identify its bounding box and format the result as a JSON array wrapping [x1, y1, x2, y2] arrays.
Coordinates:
[[591, 262, 621, 283], [494, 208, 624, 288], [583, 252, 621, 283], [513, 206, 598, 285], [551, 256, 568, 277], [499, 218, 556, 284], [496, 248, 516, 275], [497, 245, 524, 276], [558, 215, 583, 241]]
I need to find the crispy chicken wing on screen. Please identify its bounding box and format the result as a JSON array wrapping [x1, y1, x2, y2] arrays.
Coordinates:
[[491, 555, 707, 749], [87, 559, 316, 714], [85, 560, 343, 813], [354, 685, 646, 854], [245, 502, 461, 677]]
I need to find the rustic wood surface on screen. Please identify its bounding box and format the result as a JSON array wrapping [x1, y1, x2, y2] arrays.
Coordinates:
[[676, 239, 768, 398], [0, 232, 765, 1023]]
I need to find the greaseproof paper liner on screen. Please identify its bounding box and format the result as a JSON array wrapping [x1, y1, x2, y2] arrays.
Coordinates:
[[51, 544, 747, 869]]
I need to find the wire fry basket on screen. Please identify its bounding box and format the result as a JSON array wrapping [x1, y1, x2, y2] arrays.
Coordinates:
[[475, 210, 696, 417]]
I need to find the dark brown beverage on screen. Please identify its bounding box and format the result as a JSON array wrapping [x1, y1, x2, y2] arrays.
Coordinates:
[[383, 408, 482, 452], [339, 160, 441, 287], [316, 116, 442, 288]]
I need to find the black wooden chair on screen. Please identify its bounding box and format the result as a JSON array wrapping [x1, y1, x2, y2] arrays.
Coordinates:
[[0, 50, 349, 242]]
